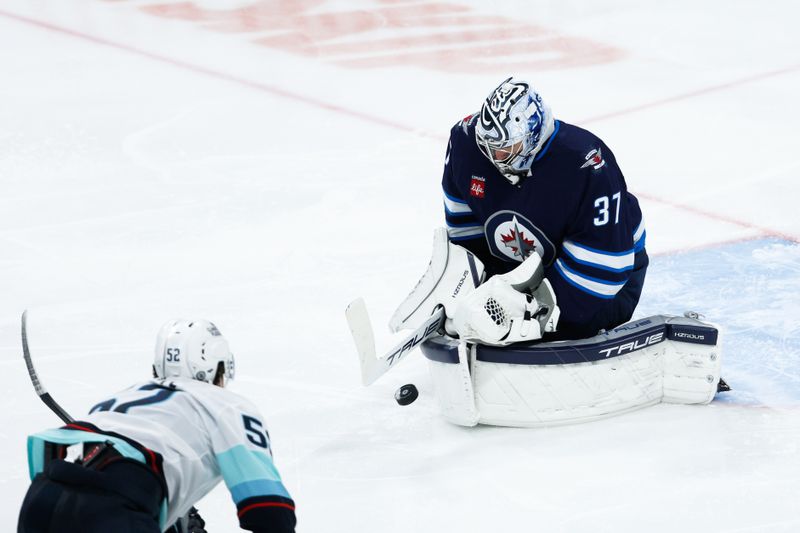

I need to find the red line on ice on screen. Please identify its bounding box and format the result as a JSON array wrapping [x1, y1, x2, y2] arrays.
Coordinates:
[[2, 8, 798, 243], [651, 234, 772, 257], [0, 9, 420, 136], [636, 192, 799, 245], [579, 64, 800, 125]]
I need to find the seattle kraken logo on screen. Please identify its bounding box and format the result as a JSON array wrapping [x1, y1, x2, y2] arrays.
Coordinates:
[[484, 211, 555, 266]]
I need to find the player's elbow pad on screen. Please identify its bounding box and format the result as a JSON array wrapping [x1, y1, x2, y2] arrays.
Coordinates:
[[238, 496, 296, 533]]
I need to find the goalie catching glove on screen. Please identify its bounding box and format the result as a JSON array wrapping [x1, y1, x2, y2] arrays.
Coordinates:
[[452, 252, 559, 346], [390, 228, 560, 346]]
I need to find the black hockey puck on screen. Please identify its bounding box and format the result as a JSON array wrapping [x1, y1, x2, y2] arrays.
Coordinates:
[[395, 384, 419, 406]]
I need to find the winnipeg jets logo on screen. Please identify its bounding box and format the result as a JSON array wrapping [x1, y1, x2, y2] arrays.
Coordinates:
[[500, 217, 536, 258], [484, 211, 555, 265], [580, 148, 606, 170]]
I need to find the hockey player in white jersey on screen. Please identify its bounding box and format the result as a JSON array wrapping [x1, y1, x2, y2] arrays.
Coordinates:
[[18, 319, 296, 533]]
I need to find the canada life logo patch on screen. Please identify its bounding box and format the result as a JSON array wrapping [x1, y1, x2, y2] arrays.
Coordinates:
[[484, 211, 555, 265], [470, 175, 485, 198]]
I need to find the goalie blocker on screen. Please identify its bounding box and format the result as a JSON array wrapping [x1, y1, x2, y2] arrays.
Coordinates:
[[420, 314, 723, 427], [390, 228, 560, 347]]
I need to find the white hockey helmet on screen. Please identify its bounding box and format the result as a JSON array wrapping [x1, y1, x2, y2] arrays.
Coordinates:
[[153, 319, 235, 385], [475, 77, 555, 185]]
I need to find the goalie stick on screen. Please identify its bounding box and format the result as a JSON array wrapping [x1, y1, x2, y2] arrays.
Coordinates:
[[21, 310, 74, 424], [345, 298, 445, 386]]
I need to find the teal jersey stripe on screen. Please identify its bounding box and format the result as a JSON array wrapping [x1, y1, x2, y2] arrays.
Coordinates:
[[230, 479, 291, 503], [216, 444, 290, 502], [27, 428, 145, 479], [26, 428, 168, 528]]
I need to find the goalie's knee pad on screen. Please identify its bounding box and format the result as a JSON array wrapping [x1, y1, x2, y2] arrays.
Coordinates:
[[389, 228, 485, 332]]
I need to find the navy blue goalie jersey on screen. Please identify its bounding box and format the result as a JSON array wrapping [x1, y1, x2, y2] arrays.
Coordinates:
[[442, 116, 647, 338]]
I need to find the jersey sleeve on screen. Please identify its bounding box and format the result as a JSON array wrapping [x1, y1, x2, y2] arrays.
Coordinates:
[[441, 127, 514, 274], [210, 400, 296, 533], [545, 144, 646, 337], [442, 128, 483, 243]]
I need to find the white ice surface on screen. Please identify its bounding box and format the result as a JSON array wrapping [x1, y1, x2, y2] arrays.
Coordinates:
[[1, 1, 799, 531]]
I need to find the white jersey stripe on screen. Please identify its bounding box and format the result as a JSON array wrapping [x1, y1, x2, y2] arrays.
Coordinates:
[[562, 240, 634, 272], [443, 193, 473, 215], [555, 259, 626, 298], [633, 220, 646, 244], [447, 225, 483, 240]]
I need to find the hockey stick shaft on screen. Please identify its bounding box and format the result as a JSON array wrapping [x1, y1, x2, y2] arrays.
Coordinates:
[[21, 310, 74, 424], [345, 298, 444, 386]]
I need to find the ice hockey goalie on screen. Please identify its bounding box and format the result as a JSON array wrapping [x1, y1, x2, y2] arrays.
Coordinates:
[[390, 228, 724, 427]]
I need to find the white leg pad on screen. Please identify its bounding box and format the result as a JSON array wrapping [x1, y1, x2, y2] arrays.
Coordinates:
[[424, 338, 479, 427], [421, 315, 723, 428], [662, 323, 722, 404], [472, 348, 664, 427]]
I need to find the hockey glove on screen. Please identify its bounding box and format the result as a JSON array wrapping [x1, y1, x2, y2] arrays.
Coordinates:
[[389, 227, 484, 333], [165, 507, 207, 533], [452, 278, 559, 346]]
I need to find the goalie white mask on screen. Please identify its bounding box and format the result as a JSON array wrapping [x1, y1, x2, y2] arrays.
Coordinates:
[[154, 319, 235, 386], [475, 77, 555, 185]]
